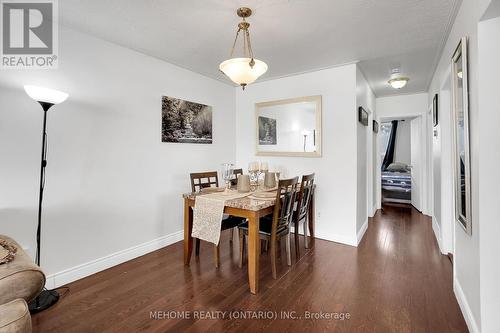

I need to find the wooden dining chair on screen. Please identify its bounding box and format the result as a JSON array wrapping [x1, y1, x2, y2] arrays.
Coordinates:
[[190, 171, 219, 192], [230, 168, 243, 186], [189, 172, 245, 267], [238, 177, 299, 279], [293, 173, 315, 258]]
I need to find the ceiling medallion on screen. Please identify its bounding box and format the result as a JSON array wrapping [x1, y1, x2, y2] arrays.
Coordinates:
[[219, 7, 268, 90]]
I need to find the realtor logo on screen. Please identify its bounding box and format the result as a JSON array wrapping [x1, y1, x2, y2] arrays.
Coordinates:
[[1, 0, 58, 68]]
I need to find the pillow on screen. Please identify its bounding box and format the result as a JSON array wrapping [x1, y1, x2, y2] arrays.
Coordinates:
[[0, 239, 17, 265], [387, 162, 409, 172]]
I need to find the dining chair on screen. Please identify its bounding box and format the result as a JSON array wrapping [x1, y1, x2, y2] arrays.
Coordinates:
[[238, 177, 299, 279], [230, 168, 243, 186], [189, 172, 245, 267], [293, 173, 315, 258]]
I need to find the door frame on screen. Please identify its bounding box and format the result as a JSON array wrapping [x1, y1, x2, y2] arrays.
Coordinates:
[[376, 112, 431, 214]]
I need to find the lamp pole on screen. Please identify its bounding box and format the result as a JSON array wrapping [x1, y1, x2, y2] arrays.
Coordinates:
[[36, 102, 53, 267], [24, 86, 68, 313]]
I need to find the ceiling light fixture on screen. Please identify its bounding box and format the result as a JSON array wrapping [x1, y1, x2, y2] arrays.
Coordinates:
[[219, 7, 268, 90], [388, 69, 409, 89]]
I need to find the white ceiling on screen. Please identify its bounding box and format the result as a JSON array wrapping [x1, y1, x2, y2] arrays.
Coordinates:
[[60, 0, 460, 96]]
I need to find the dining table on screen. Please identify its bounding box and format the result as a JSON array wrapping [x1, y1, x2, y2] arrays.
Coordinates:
[[183, 186, 315, 294]]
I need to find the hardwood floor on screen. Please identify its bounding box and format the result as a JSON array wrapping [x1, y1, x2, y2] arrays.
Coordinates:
[[32, 205, 468, 332]]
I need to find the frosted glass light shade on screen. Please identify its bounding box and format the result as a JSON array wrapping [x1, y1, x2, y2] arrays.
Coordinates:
[[388, 77, 409, 89], [24, 85, 68, 105], [219, 58, 267, 87]]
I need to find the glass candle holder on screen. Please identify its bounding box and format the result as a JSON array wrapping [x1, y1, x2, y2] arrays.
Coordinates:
[[221, 163, 234, 192]]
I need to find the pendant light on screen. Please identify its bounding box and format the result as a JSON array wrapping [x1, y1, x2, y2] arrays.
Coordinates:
[[219, 7, 268, 90]]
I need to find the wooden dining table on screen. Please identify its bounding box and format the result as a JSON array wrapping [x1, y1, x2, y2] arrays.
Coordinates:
[[183, 187, 315, 294]]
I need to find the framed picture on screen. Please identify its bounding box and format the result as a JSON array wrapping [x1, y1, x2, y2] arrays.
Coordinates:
[[161, 96, 212, 144], [433, 94, 439, 127], [258, 116, 277, 145], [452, 37, 472, 235], [373, 120, 379, 133], [358, 107, 369, 126], [255, 95, 322, 157]]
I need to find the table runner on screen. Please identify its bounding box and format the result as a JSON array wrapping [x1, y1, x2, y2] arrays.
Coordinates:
[[192, 190, 251, 245]]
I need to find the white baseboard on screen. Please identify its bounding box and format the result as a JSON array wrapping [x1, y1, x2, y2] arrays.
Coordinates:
[[369, 205, 377, 217], [314, 230, 357, 247], [293, 224, 358, 247], [357, 218, 369, 245], [454, 278, 480, 333], [45, 230, 184, 289], [432, 216, 445, 254]]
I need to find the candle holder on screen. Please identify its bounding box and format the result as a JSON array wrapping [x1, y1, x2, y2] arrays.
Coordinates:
[[221, 163, 234, 192], [248, 161, 261, 191]]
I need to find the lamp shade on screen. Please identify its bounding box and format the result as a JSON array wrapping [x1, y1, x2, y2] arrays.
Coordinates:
[[219, 58, 268, 87], [24, 85, 68, 105], [388, 77, 409, 89]]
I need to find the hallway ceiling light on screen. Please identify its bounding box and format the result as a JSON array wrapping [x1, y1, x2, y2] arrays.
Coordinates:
[[219, 7, 268, 90], [388, 69, 409, 89]]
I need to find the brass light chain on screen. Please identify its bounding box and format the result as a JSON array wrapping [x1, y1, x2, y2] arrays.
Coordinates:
[[228, 17, 255, 68]]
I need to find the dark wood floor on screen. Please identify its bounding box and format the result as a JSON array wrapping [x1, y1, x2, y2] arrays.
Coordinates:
[[32, 205, 468, 332]]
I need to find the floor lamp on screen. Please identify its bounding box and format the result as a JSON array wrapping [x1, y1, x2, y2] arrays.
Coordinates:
[[24, 85, 69, 313]]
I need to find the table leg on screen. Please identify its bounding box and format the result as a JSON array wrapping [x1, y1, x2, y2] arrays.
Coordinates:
[[247, 213, 260, 294], [184, 199, 193, 265], [308, 189, 315, 239]]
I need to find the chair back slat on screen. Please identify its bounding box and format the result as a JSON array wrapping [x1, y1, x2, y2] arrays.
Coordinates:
[[190, 171, 219, 193], [272, 177, 299, 235], [296, 173, 315, 221], [231, 168, 243, 186]]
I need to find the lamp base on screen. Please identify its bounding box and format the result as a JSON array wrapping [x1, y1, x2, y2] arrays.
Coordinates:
[[28, 289, 59, 314]]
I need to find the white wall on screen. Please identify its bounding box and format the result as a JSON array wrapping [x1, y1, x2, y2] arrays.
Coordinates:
[[394, 120, 411, 165], [432, 101, 442, 230], [235, 64, 360, 246], [427, 0, 483, 331], [0, 28, 236, 282], [356, 67, 376, 233], [376, 93, 429, 119], [478, 13, 500, 333]]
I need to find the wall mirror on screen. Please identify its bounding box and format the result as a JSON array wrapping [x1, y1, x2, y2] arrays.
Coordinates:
[[452, 37, 472, 235], [255, 95, 322, 157]]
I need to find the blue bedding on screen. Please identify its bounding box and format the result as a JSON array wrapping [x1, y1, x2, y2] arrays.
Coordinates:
[[382, 171, 411, 202]]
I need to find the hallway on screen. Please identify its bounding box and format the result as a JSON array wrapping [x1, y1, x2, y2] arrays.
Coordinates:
[[360, 205, 467, 331], [32, 206, 468, 332]]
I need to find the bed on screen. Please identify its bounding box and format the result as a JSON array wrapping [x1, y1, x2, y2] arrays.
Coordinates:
[[382, 163, 412, 204]]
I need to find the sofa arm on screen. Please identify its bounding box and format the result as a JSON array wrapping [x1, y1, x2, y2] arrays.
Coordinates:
[[0, 235, 45, 304], [0, 299, 32, 333]]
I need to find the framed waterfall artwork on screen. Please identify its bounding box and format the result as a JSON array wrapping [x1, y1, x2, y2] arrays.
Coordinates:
[[258, 116, 277, 145], [451, 37, 472, 235], [161, 96, 212, 144]]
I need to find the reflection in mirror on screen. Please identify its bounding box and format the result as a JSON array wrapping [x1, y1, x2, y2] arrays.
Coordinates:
[[256, 96, 322, 157], [452, 37, 471, 235]]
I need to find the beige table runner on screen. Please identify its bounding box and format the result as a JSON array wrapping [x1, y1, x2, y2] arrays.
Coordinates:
[[192, 190, 251, 245]]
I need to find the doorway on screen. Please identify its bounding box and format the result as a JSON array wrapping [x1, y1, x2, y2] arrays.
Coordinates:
[[378, 115, 425, 212]]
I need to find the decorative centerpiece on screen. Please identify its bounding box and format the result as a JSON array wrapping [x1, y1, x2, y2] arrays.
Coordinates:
[[248, 161, 271, 191]]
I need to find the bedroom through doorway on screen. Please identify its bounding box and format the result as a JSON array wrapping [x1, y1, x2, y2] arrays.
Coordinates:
[[379, 116, 423, 211]]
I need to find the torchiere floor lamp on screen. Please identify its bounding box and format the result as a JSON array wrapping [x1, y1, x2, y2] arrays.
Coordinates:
[[24, 85, 68, 313]]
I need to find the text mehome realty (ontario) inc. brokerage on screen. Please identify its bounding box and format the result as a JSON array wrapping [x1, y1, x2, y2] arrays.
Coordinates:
[[150, 310, 352, 321]]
